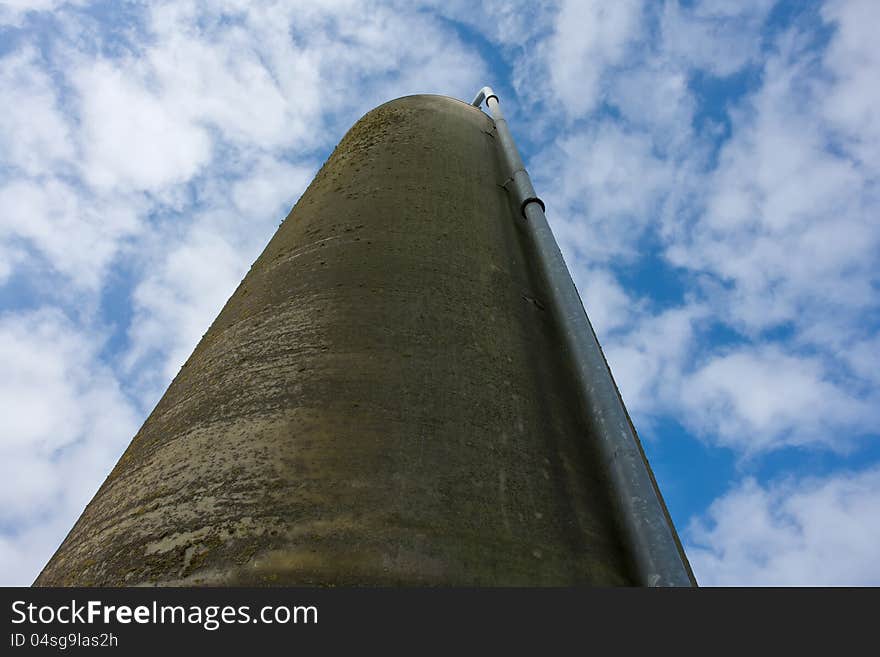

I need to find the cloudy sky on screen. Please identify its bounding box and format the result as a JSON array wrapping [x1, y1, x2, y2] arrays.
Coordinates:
[[1, 0, 878, 586]]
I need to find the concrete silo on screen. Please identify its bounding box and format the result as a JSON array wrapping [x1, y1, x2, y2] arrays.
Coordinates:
[[35, 92, 694, 586]]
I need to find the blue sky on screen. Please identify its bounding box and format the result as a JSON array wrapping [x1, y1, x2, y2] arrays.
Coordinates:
[[0, 0, 878, 586]]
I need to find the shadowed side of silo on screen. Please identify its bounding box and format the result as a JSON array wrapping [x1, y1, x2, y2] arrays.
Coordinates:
[[35, 94, 636, 586]]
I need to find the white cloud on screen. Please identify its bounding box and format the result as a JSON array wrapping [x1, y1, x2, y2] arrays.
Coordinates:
[[663, 17, 880, 350], [0, 0, 86, 27], [661, 0, 777, 77], [603, 311, 877, 458], [608, 63, 696, 149], [419, 0, 554, 48], [231, 155, 314, 221], [144, 3, 321, 150], [841, 334, 880, 387], [74, 60, 214, 192], [0, 178, 143, 291], [0, 309, 139, 585], [0, 244, 23, 284], [680, 345, 877, 454], [821, 0, 880, 171], [543, 0, 644, 118], [688, 467, 880, 585], [0, 48, 75, 177]]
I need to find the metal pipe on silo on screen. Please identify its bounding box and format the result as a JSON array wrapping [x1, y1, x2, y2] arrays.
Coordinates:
[[472, 86, 695, 587]]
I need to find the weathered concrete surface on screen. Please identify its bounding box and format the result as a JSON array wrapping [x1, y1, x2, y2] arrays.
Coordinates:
[[35, 95, 636, 586]]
